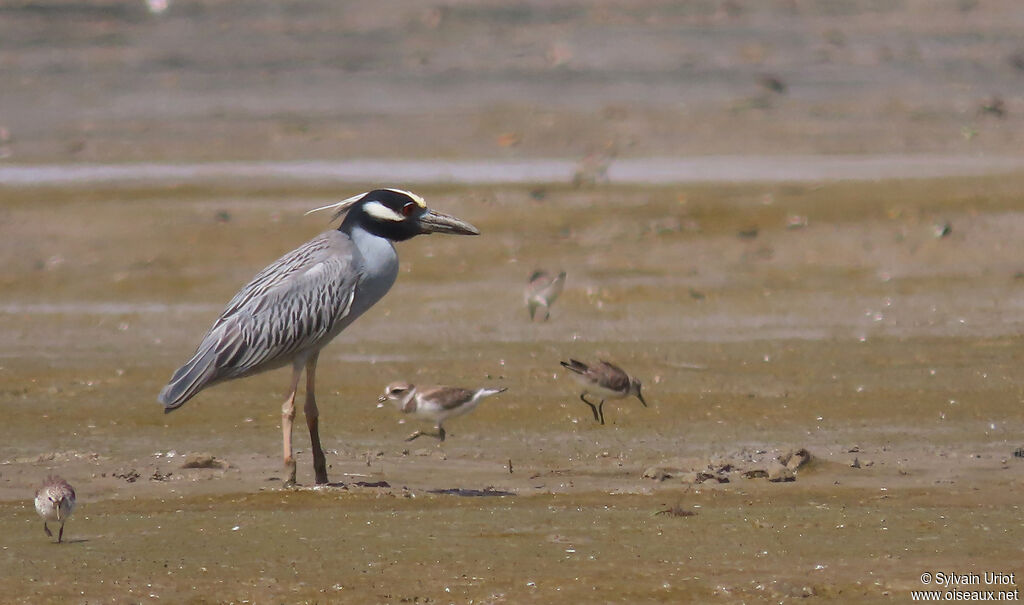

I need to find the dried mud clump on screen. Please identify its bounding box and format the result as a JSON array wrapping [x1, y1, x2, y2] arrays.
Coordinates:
[[181, 453, 229, 469], [644, 446, 812, 484]]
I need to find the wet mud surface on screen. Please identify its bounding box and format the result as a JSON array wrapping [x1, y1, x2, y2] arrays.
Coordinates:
[[2, 177, 1024, 602], [4, 1, 1024, 601]]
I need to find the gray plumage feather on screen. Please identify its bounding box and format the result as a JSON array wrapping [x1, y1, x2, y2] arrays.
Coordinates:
[[158, 231, 362, 409]]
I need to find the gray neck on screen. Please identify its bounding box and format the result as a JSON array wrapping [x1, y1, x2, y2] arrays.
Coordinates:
[[347, 224, 399, 319]]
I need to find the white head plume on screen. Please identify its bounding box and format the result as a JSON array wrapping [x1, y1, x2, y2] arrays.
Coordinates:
[[305, 191, 369, 222]]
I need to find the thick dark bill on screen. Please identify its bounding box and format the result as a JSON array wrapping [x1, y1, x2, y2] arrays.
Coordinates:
[[418, 209, 480, 235], [377, 394, 388, 403], [637, 392, 648, 407]]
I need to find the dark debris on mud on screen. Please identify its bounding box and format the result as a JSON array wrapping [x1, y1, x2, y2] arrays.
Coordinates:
[[427, 487, 516, 497]]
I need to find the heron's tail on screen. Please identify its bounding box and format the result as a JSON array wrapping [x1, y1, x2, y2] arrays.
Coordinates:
[[157, 346, 220, 412]]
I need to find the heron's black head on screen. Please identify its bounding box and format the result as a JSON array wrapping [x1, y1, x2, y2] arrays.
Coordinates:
[[337, 189, 479, 242]]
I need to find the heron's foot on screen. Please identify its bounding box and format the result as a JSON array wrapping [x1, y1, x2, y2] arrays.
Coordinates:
[[44, 523, 52, 537], [312, 447, 329, 485], [283, 458, 298, 487], [405, 430, 424, 442]]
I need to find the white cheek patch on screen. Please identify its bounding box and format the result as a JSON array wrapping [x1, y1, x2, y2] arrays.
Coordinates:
[[363, 200, 405, 222]]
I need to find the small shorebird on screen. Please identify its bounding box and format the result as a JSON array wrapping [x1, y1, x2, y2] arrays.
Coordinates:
[[34, 476, 76, 543], [378, 382, 507, 442], [525, 270, 566, 321], [560, 359, 646, 425], [158, 189, 479, 485]]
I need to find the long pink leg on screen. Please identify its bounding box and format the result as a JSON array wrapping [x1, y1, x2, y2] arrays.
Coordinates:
[[303, 352, 329, 485], [281, 361, 303, 486]]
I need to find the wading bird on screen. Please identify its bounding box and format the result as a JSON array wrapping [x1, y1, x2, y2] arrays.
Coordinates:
[[378, 382, 507, 442], [158, 189, 479, 485], [525, 270, 566, 321], [35, 476, 76, 543], [560, 359, 646, 425]]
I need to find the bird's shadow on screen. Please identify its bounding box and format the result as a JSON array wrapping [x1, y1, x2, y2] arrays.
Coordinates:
[[52, 537, 89, 545]]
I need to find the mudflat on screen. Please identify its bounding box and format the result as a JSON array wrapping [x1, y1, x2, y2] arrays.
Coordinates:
[[2, 176, 1023, 602], [3, 0, 1024, 602]]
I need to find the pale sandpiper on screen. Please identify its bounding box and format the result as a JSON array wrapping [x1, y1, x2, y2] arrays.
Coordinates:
[[34, 476, 76, 543]]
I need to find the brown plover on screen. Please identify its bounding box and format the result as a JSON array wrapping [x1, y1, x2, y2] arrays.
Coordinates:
[[34, 476, 76, 543], [525, 270, 566, 321], [560, 359, 646, 425], [378, 382, 507, 442]]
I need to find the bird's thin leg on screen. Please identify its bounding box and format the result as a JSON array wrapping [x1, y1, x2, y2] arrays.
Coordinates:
[[437, 425, 446, 442], [281, 360, 303, 486], [58, 521, 65, 544], [580, 393, 600, 422], [598, 400, 606, 425], [303, 351, 329, 485], [44, 522, 52, 538]]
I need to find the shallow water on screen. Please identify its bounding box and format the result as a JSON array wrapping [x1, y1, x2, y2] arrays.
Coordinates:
[[2, 176, 1023, 602], [3, 155, 1024, 187]]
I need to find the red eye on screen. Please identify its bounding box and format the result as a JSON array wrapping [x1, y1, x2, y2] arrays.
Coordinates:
[[401, 202, 416, 217]]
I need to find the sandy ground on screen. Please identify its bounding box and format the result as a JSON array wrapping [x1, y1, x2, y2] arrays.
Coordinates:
[[3, 1, 1024, 603], [2, 177, 1024, 602]]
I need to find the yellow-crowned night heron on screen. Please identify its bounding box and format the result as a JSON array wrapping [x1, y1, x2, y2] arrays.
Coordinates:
[[158, 189, 479, 485]]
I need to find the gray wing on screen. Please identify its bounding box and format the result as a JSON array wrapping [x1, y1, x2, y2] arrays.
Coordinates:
[[418, 386, 477, 410], [159, 231, 360, 407], [595, 360, 630, 391], [207, 231, 360, 375]]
